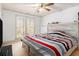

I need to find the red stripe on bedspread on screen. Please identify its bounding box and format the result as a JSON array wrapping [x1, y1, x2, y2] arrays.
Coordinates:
[[43, 35, 73, 50], [26, 36, 61, 56], [42, 35, 69, 51]]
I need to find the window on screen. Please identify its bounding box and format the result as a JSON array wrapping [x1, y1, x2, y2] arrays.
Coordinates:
[[26, 18, 35, 35], [16, 15, 25, 39], [16, 16, 35, 39]]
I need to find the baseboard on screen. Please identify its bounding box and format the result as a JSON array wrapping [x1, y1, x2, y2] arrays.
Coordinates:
[[2, 39, 21, 46]]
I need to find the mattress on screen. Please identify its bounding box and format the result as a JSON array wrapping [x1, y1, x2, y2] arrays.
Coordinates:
[[22, 31, 78, 56]]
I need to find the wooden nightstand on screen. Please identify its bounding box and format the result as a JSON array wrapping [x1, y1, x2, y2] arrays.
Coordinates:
[[71, 48, 79, 56]]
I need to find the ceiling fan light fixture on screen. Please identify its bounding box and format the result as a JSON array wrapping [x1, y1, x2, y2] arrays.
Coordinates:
[[38, 8, 46, 12]]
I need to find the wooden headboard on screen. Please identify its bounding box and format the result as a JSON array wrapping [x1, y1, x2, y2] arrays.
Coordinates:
[[47, 21, 78, 38]]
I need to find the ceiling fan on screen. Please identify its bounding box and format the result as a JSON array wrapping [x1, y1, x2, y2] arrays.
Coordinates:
[[38, 3, 54, 12]]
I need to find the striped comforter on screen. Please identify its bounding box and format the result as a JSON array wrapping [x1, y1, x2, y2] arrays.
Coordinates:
[[24, 32, 77, 56]]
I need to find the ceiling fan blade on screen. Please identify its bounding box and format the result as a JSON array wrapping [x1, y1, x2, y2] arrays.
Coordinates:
[[44, 8, 51, 11], [45, 3, 54, 6], [40, 3, 44, 7]]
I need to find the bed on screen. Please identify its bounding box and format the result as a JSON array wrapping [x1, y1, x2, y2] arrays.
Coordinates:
[[21, 22, 78, 56]]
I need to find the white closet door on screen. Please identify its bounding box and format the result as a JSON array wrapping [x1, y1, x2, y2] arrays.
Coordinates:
[[2, 10, 16, 42], [16, 15, 25, 39]]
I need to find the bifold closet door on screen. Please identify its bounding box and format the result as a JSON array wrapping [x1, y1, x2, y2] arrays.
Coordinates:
[[2, 10, 16, 42]]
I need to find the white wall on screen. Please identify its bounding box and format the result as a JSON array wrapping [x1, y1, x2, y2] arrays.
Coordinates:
[[41, 6, 79, 33], [2, 9, 41, 42]]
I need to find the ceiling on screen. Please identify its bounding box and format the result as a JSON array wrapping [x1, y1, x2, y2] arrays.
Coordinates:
[[2, 3, 79, 16]]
